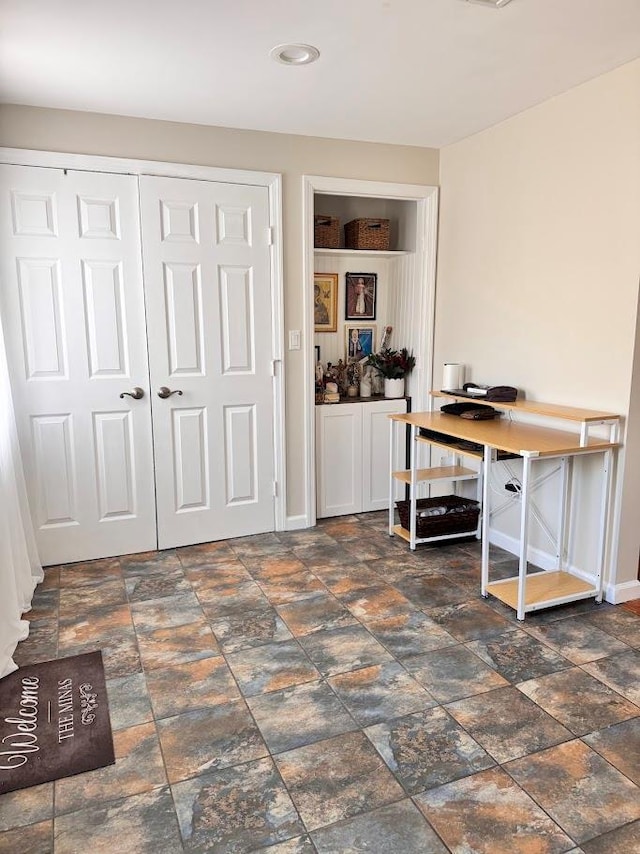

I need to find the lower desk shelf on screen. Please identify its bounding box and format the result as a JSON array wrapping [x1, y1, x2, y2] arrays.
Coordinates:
[[486, 570, 597, 613], [391, 523, 479, 545]]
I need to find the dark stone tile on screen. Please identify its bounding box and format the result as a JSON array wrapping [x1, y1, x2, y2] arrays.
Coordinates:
[[226, 639, 320, 697], [184, 559, 253, 595], [171, 757, 304, 851], [341, 537, 407, 561], [119, 550, 181, 577], [157, 700, 268, 783], [135, 619, 219, 670], [257, 571, 327, 606], [506, 739, 640, 844], [106, 671, 153, 730], [199, 580, 272, 615], [0, 820, 52, 854], [298, 625, 394, 678], [581, 820, 640, 853], [39, 565, 60, 591], [292, 543, 354, 568], [338, 584, 412, 622], [58, 557, 122, 588], [583, 717, 640, 785], [403, 645, 508, 703], [328, 661, 436, 726], [58, 578, 127, 614], [54, 723, 166, 815], [275, 732, 403, 832], [53, 787, 183, 854], [393, 575, 470, 610], [465, 627, 572, 683], [247, 681, 357, 753], [177, 540, 238, 567], [58, 603, 134, 645], [365, 706, 494, 794], [13, 618, 58, 667], [582, 649, 640, 705], [525, 616, 630, 664], [367, 611, 457, 658], [278, 527, 339, 547], [209, 607, 293, 653], [518, 667, 639, 736], [25, 587, 59, 622], [59, 632, 141, 679], [427, 600, 512, 641], [277, 593, 357, 637], [415, 767, 573, 854], [446, 686, 572, 763], [311, 799, 448, 853], [311, 563, 384, 595], [230, 532, 293, 558], [241, 555, 308, 583], [585, 606, 640, 648], [0, 783, 53, 831], [252, 835, 316, 853], [130, 592, 204, 632], [145, 656, 240, 718], [125, 568, 192, 602]]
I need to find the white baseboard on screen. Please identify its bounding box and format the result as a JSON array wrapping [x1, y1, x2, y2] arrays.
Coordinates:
[[488, 527, 640, 605], [284, 514, 310, 531]]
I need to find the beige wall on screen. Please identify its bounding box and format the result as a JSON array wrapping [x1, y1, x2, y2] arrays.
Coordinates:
[[436, 59, 640, 590], [0, 104, 439, 520]]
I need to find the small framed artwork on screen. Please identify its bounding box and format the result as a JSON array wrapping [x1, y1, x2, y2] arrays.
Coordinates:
[[345, 325, 375, 362], [315, 345, 321, 364], [345, 272, 377, 321], [314, 273, 338, 332]]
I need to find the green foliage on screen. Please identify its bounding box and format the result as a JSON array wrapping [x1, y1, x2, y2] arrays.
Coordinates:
[[367, 347, 416, 379]]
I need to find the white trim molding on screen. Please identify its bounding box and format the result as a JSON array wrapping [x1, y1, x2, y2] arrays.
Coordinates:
[[1, 147, 288, 532]]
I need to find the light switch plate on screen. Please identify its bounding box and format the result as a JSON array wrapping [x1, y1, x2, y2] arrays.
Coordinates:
[[288, 330, 301, 350]]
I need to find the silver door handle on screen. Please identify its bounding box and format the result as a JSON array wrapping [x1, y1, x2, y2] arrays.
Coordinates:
[[120, 387, 145, 400], [158, 386, 183, 399]]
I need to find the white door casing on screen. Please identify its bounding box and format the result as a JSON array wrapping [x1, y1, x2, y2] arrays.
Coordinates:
[[0, 165, 157, 564], [139, 175, 276, 549]]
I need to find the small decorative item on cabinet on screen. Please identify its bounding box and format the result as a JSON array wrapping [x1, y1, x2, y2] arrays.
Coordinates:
[[344, 218, 390, 251], [367, 347, 415, 398], [314, 215, 340, 248]]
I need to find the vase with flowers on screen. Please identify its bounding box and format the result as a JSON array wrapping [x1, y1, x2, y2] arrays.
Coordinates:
[[367, 347, 416, 398]]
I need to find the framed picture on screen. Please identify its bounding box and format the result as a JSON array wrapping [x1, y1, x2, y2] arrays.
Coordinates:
[[314, 345, 321, 364], [345, 272, 377, 321], [314, 273, 338, 332], [345, 325, 375, 362]]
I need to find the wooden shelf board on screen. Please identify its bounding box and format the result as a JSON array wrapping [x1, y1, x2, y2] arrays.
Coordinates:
[[486, 571, 596, 610], [431, 390, 619, 424], [392, 524, 479, 545], [314, 247, 410, 258], [415, 435, 484, 459], [392, 524, 411, 542], [392, 465, 478, 484]]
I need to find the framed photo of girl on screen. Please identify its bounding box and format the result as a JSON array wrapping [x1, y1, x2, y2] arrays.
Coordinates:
[[345, 325, 375, 362], [314, 273, 338, 332], [345, 272, 377, 321]]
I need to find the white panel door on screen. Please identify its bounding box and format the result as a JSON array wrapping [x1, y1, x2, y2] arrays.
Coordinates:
[[0, 165, 156, 564], [361, 399, 407, 511], [139, 175, 275, 548], [316, 404, 363, 518]]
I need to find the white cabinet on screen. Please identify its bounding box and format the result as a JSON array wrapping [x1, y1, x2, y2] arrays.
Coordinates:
[[316, 399, 407, 518]]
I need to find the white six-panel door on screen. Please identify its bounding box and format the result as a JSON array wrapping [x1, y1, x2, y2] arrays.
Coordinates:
[[139, 176, 275, 549], [0, 165, 157, 564]]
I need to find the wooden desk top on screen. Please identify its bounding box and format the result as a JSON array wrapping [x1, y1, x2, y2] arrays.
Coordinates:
[[431, 391, 619, 424], [390, 412, 618, 457]]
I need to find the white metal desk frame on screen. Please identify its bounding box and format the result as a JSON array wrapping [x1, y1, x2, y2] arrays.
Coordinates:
[[390, 412, 619, 621]]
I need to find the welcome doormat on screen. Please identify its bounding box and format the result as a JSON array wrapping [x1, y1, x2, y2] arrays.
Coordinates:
[[0, 650, 115, 795]]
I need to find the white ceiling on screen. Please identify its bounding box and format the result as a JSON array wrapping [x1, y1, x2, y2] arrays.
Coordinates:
[[1, 0, 639, 148]]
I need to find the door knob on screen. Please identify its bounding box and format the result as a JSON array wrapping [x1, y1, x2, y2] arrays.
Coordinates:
[[157, 386, 183, 399], [120, 387, 145, 400]]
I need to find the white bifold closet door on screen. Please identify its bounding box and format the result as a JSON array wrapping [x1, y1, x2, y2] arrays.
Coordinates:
[[0, 165, 277, 564], [0, 165, 157, 565], [139, 176, 275, 549]]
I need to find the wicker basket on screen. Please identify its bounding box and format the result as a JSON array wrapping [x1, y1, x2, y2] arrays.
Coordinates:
[[345, 218, 390, 251], [396, 495, 480, 539], [314, 215, 341, 249]]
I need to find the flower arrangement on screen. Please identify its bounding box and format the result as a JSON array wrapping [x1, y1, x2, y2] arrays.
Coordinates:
[[367, 347, 416, 379]]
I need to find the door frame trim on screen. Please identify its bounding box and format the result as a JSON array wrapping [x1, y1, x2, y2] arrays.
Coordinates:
[[302, 174, 439, 529], [0, 147, 287, 533]]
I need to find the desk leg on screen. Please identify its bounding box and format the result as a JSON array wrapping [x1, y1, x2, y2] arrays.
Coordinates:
[[409, 425, 418, 550], [388, 418, 395, 536], [595, 447, 613, 603], [517, 455, 533, 621], [480, 446, 493, 597], [556, 456, 568, 571]]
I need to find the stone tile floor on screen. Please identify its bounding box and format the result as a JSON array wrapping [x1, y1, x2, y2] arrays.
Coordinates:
[[2, 511, 640, 853]]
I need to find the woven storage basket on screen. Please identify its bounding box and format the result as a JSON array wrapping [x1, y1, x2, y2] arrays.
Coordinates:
[[344, 218, 390, 251], [314, 215, 341, 249], [396, 495, 480, 538]]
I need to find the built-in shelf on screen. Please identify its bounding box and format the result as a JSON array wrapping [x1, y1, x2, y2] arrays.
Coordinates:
[[392, 465, 478, 484], [485, 571, 596, 611], [314, 248, 411, 259]]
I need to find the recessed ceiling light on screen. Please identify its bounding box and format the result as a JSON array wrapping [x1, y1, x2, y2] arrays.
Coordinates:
[[270, 43, 320, 65], [464, 0, 513, 7]]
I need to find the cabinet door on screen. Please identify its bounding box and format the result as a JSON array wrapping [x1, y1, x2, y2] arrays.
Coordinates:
[[361, 400, 407, 512], [316, 404, 362, 518]]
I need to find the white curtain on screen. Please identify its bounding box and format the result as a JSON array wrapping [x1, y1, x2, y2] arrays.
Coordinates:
[[0, 311, 43, 679]]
